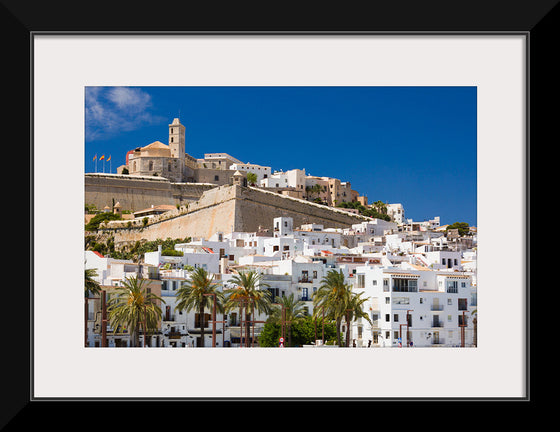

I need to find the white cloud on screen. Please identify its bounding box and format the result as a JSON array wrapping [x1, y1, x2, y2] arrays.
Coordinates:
[[85, 87, 163, 141]]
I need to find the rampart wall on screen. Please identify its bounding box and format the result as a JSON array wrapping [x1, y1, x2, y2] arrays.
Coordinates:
[[100, 184, 371, 247], [85, 173, 217, 212]]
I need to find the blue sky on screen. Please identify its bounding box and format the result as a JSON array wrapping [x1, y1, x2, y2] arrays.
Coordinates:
[[85, 86, 477, 226]]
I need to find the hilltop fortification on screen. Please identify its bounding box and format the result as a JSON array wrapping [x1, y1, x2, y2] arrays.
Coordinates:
[[85, 173, 217, 211], [98, 183, 371, 247]]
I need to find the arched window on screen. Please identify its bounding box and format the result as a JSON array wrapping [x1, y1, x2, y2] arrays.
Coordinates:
[[149, 161, 154, 171]]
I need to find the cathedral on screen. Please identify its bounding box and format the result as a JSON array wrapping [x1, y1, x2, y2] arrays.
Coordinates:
[[118, 118, 245, 186]]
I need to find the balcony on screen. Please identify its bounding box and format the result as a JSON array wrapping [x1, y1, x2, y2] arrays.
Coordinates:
[[167, 332, 184, 339], [298, 277, 312, 283], [431, 321, 444, 328], [431, 305, 444, 311]]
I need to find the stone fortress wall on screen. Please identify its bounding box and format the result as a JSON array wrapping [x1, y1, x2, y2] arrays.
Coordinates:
[[96, 181, 371, 247], [85, 173, 217, 211]]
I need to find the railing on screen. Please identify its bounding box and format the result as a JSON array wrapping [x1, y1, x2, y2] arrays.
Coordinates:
[[431, 305, 444, 311], [298, 277, 311, 283], [166, 332, 183, 339], [431, 321, 444, 328]]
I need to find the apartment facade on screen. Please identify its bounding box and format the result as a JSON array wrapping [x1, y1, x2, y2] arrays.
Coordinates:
[[352, 266, 476, 348]]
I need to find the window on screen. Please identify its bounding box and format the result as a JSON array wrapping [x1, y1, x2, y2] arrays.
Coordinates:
[[372, 280, 377, 285], [214, 175, 219, 181], [195, 313, 210, 328], [394, 314, 399, 322], [392, 278, 417, 292], [313, 271, 317, 279], [149, 161, 154, 171], [447, 280, 458, 293], [448, 298, 453, 305], [356, 274, 365, 288], [385, 297, 390, 304], [385, 314, 390, 322], [458, 298, 468, 311], [392, 297, 409, 305]]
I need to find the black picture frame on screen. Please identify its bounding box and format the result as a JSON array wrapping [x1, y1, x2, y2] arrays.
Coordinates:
[[5, 0, 553, 426]]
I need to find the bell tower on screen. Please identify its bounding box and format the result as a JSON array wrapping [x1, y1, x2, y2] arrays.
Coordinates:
[[168, 118, 186, 181], [169, 118, 186, 160]]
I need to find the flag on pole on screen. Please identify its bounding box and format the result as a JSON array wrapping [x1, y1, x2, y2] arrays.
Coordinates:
[[100, 155, 105, 161], [93, 154, 97, 161], [107, 155, 111, 161]]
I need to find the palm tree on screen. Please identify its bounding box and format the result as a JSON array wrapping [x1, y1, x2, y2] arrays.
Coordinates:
[[84, 268, 101, 346], [344, 291, 372, 347], [372, 200, 388, 215], [85, 268, 101, 297], [269, 293, 306, 347], [224, 270, 272, 347], [305, 183, 323, 201], [246, 172, 258, 186], [175, 267, 224, 347], [107, 275, 164, 347], [313, 269, 352, 346]]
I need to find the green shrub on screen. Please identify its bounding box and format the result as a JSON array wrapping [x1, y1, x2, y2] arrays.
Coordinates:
[[85, 212, 122, 231], [161, 249, 183, 257]]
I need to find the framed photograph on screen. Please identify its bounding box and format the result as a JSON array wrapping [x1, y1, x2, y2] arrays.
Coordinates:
[[7, 0, 552, 424]]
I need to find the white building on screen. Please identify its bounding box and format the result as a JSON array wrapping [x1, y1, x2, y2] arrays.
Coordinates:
[[387, 203, 405, 224], [230, 162, 272, 184], [144, 244, 220, 273], [351, 265, 476, 348], [351, 219, 398, 238], [273, 217, 343, 253], [260, 168, 307, 192]]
